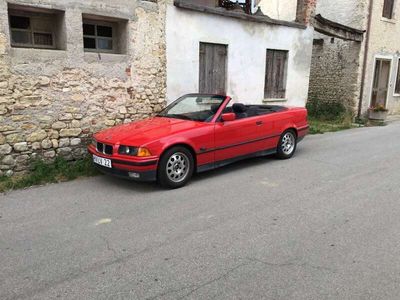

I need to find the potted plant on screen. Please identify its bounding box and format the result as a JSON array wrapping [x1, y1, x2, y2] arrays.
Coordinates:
[[368, 104, 389, 121]]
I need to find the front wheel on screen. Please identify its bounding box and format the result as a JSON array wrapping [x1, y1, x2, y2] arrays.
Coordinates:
[[157, 147, 194, 189], [276, 130, 297, 159]]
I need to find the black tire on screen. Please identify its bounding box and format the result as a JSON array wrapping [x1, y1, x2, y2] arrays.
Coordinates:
[[157, 146, 194, 189], [276, 130, 297, 159]]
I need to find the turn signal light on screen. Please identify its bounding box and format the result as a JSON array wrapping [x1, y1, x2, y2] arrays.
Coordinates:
[[137, 147, 152, 157]]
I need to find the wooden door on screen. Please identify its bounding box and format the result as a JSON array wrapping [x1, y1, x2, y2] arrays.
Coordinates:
[[371, 59, 391, 108], [265, 49, 288, 99], [199, 43, 227, 95]]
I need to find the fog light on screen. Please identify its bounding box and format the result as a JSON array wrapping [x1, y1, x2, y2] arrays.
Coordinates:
[[128, 172, 140, 179]]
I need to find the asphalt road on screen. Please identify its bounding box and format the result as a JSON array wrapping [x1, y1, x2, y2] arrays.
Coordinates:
[[1, 122, 400, 300]]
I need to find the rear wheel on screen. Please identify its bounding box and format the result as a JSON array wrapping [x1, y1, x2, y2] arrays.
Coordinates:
[[157, 146, 194, 189], [276, 130, 297, 159]]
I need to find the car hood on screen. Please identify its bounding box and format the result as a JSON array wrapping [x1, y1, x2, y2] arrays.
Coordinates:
[[94, 117, 202, 146]]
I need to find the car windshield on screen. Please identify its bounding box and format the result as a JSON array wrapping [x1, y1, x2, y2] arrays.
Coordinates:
[[158, 95, 225, 122]]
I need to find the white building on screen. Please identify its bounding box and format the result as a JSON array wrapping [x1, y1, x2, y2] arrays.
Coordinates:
[[166, 0, 316, 107]]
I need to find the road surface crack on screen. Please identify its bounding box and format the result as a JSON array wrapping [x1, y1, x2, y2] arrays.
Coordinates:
[[246, 257, 336, 273], [176, 261, 250, 299]]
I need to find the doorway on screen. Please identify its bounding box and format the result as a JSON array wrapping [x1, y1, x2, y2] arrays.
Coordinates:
[[370, 59, 391, 108]]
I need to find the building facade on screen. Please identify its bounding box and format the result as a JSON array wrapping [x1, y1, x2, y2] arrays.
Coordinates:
[[309, 0, 400, 118], [166, 0, 315, 107], [0, 0, 317, 176], [360, 0, 400, 116], [0, 0, 167, 176]]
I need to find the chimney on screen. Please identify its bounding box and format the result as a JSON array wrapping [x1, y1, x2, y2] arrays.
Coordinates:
[[296, 0, 317, 25]]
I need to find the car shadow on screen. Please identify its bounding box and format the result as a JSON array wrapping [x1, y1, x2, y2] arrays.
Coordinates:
[[94, 174, 160, 193], [95, 148, 306, 192], [192, 154, 275, 182]]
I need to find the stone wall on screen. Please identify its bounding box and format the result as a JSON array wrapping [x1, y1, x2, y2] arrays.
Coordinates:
[[308, 37, 362, 115], [308, 0, 367, 117], [0, 0, 167, 176]]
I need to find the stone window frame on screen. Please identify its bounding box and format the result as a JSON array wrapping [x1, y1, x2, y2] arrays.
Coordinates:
[[8, 9, 59, 50], [82, 18, 118, 54]]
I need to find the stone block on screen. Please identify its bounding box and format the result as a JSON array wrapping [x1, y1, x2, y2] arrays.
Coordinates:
[[26, 130, 47, 142], [52, 121, 67, 130], [6, 133, 25, 144], [60, 128, 82, 137], [70, 138, 81, 146], [14, 142, 28, 152], [59, 138, 70, 147], [43, 150, 56, 159], [41, 139, 52, 149], [2, 155, 16, 166]]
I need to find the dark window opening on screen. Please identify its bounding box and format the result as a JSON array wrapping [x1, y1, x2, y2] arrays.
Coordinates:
[[83, 23, 95, 35], [10, 15, 30, 29], [218, 0, 253, 14], [8, 5, 65, 50], [83, 37, 96, 49], [97, 25, 112, 37], [395, 59, 400, 94], [383, 0, 395, 19], [82, 19, 119, 53]]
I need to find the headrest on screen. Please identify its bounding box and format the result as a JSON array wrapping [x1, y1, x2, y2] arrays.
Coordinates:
[[232, 103, 247, 113]]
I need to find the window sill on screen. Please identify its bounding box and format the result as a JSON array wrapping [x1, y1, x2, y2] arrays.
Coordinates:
[[393, 93, 400, 97], [10, 47, 67, 59], [381, 17, 396, 24], [84, 52, 128, 63], [263, 98, 288, 103]]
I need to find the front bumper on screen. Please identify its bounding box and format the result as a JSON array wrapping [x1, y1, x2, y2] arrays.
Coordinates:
[[94, 165, 157, 182], [88, 145, 158, 182]]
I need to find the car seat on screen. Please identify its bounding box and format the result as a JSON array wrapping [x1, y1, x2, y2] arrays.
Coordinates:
[[232, 103, 248, 119]]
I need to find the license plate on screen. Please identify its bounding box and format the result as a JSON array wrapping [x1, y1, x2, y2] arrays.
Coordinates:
[[93, 155, 112, 168]]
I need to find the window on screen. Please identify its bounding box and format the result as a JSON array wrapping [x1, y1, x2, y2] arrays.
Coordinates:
[[83, 22, 114, 52], [82, 15, 128, 54], [395, 59, 400, 94], [383, 0, 395, 19], [8, 5, 65, 49], [264, 49, 288, 99]]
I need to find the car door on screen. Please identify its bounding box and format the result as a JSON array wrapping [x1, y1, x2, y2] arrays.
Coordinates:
[[214, 115, 266, 165], [257, 112, 282, 152]]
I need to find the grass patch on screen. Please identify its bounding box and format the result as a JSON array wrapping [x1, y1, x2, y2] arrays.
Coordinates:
[[306, 100, 359, 134], [309, 117, 356, 134], [0, 156, 99, 193]]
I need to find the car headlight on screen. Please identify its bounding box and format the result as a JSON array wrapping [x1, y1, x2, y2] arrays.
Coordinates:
[[118, 145, 138, 156], [118, 146, 152, 157]]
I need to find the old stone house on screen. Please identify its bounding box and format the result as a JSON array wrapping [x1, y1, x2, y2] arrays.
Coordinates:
[[0, 0, 316, 176], [0, 0, 166, 176], [309, 0, 400, 118]]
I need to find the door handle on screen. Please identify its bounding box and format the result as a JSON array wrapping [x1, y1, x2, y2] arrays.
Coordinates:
[[256, 121, 263, 126]]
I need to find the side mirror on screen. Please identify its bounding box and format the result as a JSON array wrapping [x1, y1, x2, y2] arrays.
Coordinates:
[[221, 113, 236, 122]]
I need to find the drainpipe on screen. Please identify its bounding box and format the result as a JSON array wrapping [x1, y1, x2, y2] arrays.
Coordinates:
[[357, 0, 374, 120]]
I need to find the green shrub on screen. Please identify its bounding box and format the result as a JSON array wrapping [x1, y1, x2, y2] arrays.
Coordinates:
[[306, 100, 348, 121]]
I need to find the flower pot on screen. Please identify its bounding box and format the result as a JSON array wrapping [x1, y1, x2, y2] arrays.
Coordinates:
[[368, 110, 388, 121]]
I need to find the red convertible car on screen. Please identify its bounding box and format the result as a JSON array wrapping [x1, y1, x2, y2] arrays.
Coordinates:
[[88, 94, 309, 188]]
